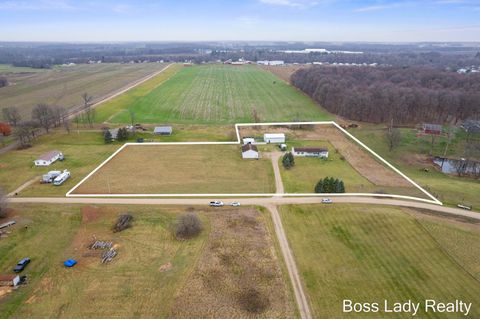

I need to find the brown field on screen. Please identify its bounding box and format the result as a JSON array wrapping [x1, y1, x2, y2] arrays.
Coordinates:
[[0, 63, 168, 119], [170, 208, 296, 318], [260, 65, 310, 83], [73, 144, 275, 194], [239, 125, 412, 188]]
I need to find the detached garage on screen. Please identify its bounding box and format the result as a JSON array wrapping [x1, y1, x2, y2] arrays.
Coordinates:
[[241, 144, 259, 159]]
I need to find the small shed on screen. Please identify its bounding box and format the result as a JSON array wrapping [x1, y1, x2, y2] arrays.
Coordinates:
[[422, 124, 442, 135], [264, 133, 285, 144], [34, 150, 63, 166], [154, 126, 173, 135], [0, 275, 20, 287], [243, 137, 255, 144], [242, 144, 259, 159], [292, 147, 329, 158]]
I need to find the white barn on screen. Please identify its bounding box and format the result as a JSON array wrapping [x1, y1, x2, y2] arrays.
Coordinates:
[[264, 133, 285, 144], [34, 150, 63, 166], [242, 144, 259, 159], [292, 147, 329, 158]]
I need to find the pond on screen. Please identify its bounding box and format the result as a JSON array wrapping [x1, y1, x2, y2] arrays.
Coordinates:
[[433, 157, 480, 175]]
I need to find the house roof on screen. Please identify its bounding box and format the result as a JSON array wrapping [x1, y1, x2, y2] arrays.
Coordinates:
[[0, 275, 18, 281], [294, 147, 328, 153], [37, 150, 61, 161], [154, 126, 173, 133], [462, 120, 480, 133], [242, 144, 258, 152], [422, 123, 442, 131], [109, 128, 119, 138], [264, 133, 285, 138]]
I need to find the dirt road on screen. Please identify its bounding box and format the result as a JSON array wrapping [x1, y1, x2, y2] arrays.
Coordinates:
[[266, 152, 285, 194], [266, 204, 312, 319]]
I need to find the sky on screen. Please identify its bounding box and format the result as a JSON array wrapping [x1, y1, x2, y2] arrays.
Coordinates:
[[0, 0, 479, 42]]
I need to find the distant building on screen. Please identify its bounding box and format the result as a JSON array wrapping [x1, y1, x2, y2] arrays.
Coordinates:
[[154, 126, 173, 135], [264, 133, 285, 144], [257, 60, 285, 66], [422, 124, 442, 135], [461, 120, 480, 134], [0, 275, 20, 287], [241, 144, 259, 159], [242, 137, 255, 144], [292, 147, 329, 158], [34, 150, 63, 166]]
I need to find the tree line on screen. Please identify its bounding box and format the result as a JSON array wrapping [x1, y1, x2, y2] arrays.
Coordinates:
[[291, 66, 480, 125]]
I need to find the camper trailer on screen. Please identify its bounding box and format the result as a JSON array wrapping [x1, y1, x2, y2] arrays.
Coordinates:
[[53, 170, 70, 186], [41, 171, 62, 183]]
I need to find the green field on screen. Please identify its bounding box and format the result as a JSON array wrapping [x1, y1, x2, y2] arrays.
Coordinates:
[[351, 126, 480, 207], [96, 64, 331, 124], [0, 63, 168, 119], [73, 144, 275, 194], [280, 204, 480, 318]]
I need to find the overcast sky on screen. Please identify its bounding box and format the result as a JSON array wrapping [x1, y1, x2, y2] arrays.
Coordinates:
[[0, 0, 479, 42]]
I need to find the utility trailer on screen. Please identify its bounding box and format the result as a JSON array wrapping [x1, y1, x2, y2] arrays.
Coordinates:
[[41, 171, 62, 184]]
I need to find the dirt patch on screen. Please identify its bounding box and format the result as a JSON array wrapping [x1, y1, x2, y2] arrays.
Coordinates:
[[159, 262, 172, 272], [169, 208, 294, 318], [261, 65, 310, 83], [0, 287, 13, 299], [81, 206, 101, 223], [240, 124, 411, 187]]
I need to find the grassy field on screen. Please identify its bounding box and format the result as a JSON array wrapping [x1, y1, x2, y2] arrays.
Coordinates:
[[0, 63, 168, 119], [279, 139, 426, 197], [0, 131, 117, 196], [0, 205, 294, 318], [73, 144, 275, 194], [351, 126, 480, 207], [96, 64, 331, 124], [280, 204, 480, 318]]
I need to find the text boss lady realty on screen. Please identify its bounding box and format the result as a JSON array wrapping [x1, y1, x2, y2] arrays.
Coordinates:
[[343, 300, 472, 316]]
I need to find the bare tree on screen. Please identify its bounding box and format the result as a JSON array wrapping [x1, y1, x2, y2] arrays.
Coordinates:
[[386, 127, 402, 152], [0, 187, 7, 218], [14, 121, 37, 148], [32, 103, 54, 133], [128, 109, 136, 127], [173, 213, 202, 239], [82, 93, 95, 128], [2, 106, 21, 127]]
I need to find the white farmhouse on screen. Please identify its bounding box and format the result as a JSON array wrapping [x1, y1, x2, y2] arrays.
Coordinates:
[[34, 150, 64, 166], [241, 144, 259, 159], [292, 147, 329, 158], [264, 133, 285, 144]]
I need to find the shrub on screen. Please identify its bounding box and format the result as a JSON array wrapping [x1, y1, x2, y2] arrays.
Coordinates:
[[282, 152, 295, 169], [103, 129, 112, 143], [174, 213, 202, 239], [238, 288, 269, 314], [315, 177, 345, 193]]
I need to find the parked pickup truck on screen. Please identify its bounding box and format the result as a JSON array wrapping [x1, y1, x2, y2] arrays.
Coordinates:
[[209, 201, 224, 207]]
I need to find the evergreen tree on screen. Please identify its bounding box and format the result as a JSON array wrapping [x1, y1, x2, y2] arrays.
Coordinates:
[[282, 152, 295, 169], [104, 130, 112, 143], [117, 127, 128, 141]]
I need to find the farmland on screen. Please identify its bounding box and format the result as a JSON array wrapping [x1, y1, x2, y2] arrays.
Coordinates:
[[0, 63, 168, 119], [96, 64, 331, 124], [280, 204, 480, 318], [0, 205, 294, 318], [72, 144, 275, 195]]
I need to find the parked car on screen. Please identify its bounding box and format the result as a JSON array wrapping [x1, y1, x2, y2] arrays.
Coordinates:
[[209, 201, 224, 207], [230, 202, 241, 207], [13, 258, 31, 273], [321, 198, 333, 204]]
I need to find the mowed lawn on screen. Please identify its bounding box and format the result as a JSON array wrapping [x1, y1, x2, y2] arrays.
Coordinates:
[[0, 131, 117, 197], [0, 205, 208, 319], [73, 144, 275, 194], [280, 141, 425, 197], [0, 63, 168, 119], [99, 64, 331, 124], [280, 204, 480, 318]]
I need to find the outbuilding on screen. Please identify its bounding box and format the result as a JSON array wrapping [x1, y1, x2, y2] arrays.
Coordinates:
[[154, 126, 173, 135], [0, 275, 20, 287], [241, 144, 259, 159], [292, 147, 329, 158], [264, 133, 285, 144], [242, 137, 255, 144], [422, 124, 442, 135], [34, 150, 64, 166]]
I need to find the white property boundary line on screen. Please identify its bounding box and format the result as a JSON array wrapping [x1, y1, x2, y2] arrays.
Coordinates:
[[66, 121, 443, 206]]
